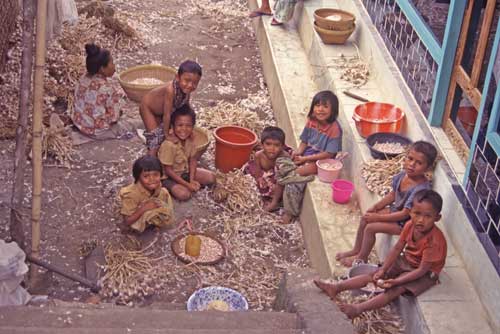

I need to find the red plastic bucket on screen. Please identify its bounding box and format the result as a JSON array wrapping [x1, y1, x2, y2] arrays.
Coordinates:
[[331, 179, 354, 204], [214, 125, 258, 173], [352, 102, 405, 138]]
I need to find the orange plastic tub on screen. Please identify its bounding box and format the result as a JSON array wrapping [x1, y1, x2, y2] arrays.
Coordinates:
[[214, 125, 258, 173], [353, 102, 405, 138]]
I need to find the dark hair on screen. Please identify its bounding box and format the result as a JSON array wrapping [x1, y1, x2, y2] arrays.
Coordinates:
[[132, 156, 163, 182], [261, 126, 285, 145], [178, 60, 202, 77], [413, 189, 443, 213], [85, 43, 111, 75], [171, 104, 196, 127], [410, 140, 438, 167], [307, 90, 339, 124]]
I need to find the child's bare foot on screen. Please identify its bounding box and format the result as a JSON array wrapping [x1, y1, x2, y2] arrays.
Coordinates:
[[118, 223, 132, 234], [335, 250, 357, 261], [313, 279, 338, 299], [339, 303, 361, 319], [339, 256, 356, 267], [264, 201, 280, 212], [280, 212, 294, 224]]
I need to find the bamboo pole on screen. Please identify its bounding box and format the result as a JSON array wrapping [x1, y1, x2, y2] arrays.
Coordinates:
[[30, 0, 48, 281], [10, 0, 36, 250]]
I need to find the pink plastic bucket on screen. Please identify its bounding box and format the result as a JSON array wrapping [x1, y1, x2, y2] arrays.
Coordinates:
[[316, 159, 342, 183], [331, 179, 354, 204]]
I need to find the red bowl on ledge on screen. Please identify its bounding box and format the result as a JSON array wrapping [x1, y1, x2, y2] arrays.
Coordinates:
[[353, 102, 405, 138]]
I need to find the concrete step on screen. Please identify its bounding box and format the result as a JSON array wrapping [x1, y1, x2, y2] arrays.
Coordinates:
[[0, 307, 299, 330], [0, 327, 305, 334], [47, 300, 186, 311]]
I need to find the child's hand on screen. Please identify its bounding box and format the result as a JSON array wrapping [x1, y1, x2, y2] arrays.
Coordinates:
[[372, 268, 385, 281], [377, 278, 396, 289], [141, 200, 160, 211], [293, 155, 307, 165], [257, 177, 267, 189], [166, 129, 180, 143], [187, 181, 201, 192], [362, 212, 380, 222]]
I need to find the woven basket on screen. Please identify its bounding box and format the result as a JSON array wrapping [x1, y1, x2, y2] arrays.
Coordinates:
[[314, 21, 355, 45], [314, 8, 355, 31], [118, 64, 176, 102]]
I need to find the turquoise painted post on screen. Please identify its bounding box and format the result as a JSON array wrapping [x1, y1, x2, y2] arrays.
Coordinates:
[[395, 0, 442, 61], [427, 0, 467, 126], [463, 19, 500, 186], [487, 86, 500, 135]]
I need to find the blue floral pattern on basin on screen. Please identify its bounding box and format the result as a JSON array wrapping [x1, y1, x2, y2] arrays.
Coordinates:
[[187, 286, 249, 311]]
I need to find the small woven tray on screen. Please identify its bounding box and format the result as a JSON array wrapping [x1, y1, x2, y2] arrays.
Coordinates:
[[171, 232, 226, 265]]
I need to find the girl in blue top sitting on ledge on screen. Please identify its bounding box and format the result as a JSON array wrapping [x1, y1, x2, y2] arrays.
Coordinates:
[[292, 90, 343, 176]]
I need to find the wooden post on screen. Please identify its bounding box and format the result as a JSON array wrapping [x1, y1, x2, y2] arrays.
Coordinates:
[[30, 0, 48, 281], [470, 0, 496, 86], [10, 0, 35, 250]]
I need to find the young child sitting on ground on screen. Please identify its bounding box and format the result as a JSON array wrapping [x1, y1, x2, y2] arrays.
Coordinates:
[[119, 156, 174, 233], [293, 90, 343, 176], [140, 60, 202, 155], [336, 141, 437, 266], [315, 189, 446, 319], [244, 126, 314, 223], [158, 105, 215, 201]]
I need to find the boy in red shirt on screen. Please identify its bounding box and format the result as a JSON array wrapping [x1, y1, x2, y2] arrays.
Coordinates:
[[314, 189, 446, 318]]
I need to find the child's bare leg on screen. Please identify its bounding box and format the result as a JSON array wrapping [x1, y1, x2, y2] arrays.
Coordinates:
[[336, 218, 368, 262], [265, 183, 283, 212], [194, 168, 216, 185], [281, 211, 294, 224], [314, 274, 373, 299], [249, 0, 272, 17], [139, 104, 162, 155], [170, 184, 192, 201], [139, 104, 161, 132], [355, 222, 403, 263], [340, 286, 406, 319], [296, 162, 317, 176]]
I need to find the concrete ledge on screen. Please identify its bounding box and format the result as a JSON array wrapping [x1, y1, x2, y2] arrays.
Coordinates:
[[250, 0, 498, 333], [274, 268, 356, 334]]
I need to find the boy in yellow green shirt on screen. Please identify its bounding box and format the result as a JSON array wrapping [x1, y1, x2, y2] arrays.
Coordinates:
[[158, 105, 215, 201]]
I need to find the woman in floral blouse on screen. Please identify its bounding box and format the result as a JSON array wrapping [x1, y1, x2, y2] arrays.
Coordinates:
[[71, 43, 125, 138]]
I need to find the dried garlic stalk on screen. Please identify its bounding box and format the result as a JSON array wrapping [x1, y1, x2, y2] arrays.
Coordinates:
[[100, 239, 170, 306], [361, 154, 405, 196]]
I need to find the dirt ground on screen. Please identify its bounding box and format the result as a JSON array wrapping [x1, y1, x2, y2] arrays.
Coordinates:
[[0, 0, 308, 310]]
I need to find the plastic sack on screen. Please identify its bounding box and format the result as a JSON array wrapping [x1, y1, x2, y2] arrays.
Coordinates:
[[0, 240, 28, 281], [0, 285, 31, 306], [0, 240, 30, 306], [46, 0, 78, 41]]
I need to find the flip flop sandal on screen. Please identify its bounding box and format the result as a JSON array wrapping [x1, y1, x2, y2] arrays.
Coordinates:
[[249, 11, 272, 18], [270, 18, 283, 26]]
